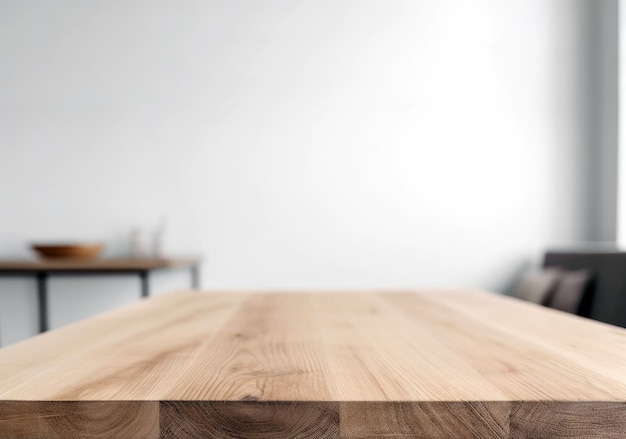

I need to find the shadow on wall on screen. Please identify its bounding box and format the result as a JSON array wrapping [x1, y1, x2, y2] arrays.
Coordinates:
[[499, 259, 533, 297]]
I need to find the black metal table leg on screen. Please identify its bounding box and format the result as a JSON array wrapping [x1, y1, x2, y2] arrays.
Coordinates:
[[191, 263, 200, 289], [139, 271, 149, 298], [36, 272, 49, 333]]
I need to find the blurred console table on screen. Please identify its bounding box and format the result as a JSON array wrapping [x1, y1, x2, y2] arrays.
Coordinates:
[[0, 258, 200, 333]]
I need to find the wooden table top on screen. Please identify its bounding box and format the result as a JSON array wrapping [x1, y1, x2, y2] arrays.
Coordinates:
[[0, 257, 198, 272], [1, 290, 625, 438]]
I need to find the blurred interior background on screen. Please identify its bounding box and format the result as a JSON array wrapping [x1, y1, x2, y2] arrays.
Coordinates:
[[0, 0, 623, 345]]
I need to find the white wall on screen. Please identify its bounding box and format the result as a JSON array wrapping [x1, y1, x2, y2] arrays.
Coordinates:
[[590, 0, 619, 243], [0, 0, 615, 345], [613, 0, 626, 249]]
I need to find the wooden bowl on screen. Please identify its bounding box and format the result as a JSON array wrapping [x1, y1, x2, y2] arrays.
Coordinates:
[[31, 243, 104, 260]]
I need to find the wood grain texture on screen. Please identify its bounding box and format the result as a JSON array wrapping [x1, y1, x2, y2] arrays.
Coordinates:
[[510, 402, 626, 439], [1, 290, 626, 438], [161, 401, 339, 439], [0, 401, 158, 439], [339, 402, 510, 438]]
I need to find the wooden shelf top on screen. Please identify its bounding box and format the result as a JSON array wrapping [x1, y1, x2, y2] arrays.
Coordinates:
[[0, 257, 199, 272], [1, 290, 625, 438]]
